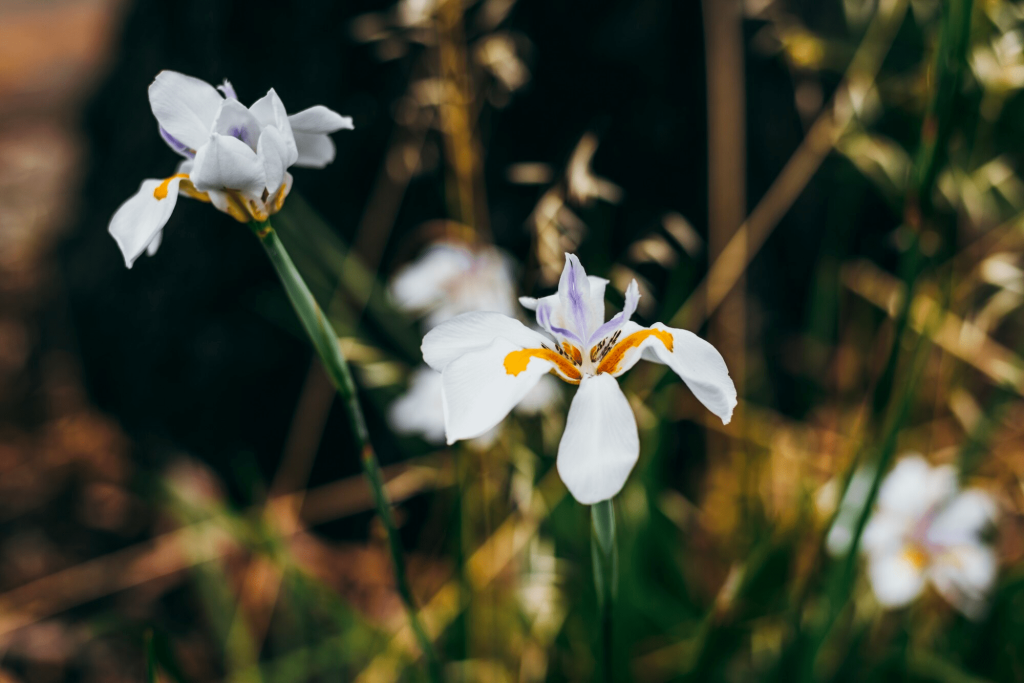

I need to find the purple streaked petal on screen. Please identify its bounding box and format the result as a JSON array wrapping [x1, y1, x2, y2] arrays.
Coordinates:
[[537, 299, 583, 346], [587, 279, 640, 345], [558, 253, 592, 338], [159, 127, 195, 158]]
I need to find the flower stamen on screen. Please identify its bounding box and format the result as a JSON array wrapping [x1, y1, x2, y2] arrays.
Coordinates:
[[597, 328, 673, 375], [504, 348, 582, 384]]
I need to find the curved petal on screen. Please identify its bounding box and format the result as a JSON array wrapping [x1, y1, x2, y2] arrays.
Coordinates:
[[191, 133, 266, 200], [422, 311, 552, 371], [599, 322, 736, 423], [861, 512, 911, 556], [257, 125, 291, 195], [211, 98, 262, 150], [108, 177, 182, 268], [878, 456, 957, 519], [249, 88, 297, 163], [388, 367, 447, 444], [556, 374, 639, 505], [217, 79, 237, 100], [441, 337, 553, 444], [159, 127, 195, 158], [148, 71, 224, 151], [293, 132, 337, 168], [288, 105, 354, 133], [867, 549, 927, 609]]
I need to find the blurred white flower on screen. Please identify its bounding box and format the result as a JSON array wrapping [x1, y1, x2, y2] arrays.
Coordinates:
[[422, 253, 736, 504], [108, 70, 353, 267], [388, 242, 560, 445], [862, 455, 999, 619], [389, 242, 518, 329]]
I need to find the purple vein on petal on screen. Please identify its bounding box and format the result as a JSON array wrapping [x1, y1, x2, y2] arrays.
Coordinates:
[[159, 127, 195, 158]]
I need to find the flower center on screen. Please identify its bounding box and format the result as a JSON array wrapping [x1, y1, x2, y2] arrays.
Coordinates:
[[596, 328, 674, 375]]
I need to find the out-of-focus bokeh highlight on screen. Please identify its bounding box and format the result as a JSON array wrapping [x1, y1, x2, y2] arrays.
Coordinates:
[[2, 0, 1024, 681]]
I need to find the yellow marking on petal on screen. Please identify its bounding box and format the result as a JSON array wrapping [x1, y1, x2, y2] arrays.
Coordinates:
[[504, 348, 582, 383], [904, 545, 929, 570], [179, 179, 211, 203], [597, 328, 674, 375], [153, 173, 190, 200], [563, 342, 582, 364]]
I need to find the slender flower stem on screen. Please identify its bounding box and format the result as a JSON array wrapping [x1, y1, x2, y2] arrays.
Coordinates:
[[591, 498, 617, 682], [249, 219, 441, 682]]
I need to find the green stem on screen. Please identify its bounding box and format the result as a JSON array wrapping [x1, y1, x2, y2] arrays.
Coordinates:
[[591, 498, 617, 682], [249, 219, 441, 682]]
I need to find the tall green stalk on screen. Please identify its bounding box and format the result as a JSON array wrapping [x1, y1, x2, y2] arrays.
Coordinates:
[[249, 219, 441, 682], [591, 498, 617, 682]]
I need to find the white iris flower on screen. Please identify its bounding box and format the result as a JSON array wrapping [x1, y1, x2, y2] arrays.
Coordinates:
[[862, 455, 999, 619], [108, 70, 353, 268], [421, 253, 737, 504]]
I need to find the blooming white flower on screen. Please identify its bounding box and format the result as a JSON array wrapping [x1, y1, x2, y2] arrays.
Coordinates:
[[421, 253, 737, 504], [387, 242, 559, 444], [862, 455, 999, 619], [108, 70, 353, 268]]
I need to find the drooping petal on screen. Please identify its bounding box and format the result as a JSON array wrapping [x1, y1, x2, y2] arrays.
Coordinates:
[[441, 338, 553, 444], [146, 230, 163, 256], [148, 71, 225, 152], [877, 456, 957, 519], [556, 373, 639, 505], [256, 125, 291, 196], [927, 490, 998, 547], [556, 253, 592, 340], [388, 367, 447, 444], [421, 311, 552, 371], [190, 133, 267, 200], [867, 549, 927, 608], [930, 543, 998, 620], [210, 99, 263, 151], [293, 132, 337, 168], [249, 88, 298, 163], [588, 279, 639, 345], [288, 105, 354, 133], [598, 322, 736, 424], [108, 176, 183, 268]]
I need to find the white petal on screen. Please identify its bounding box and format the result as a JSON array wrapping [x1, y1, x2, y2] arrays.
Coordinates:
[[288, 105, 354, 133], [108, 177, 182, 268], [422, 311, 552, 371], [927, 490, 999, 547], [190, 133, 267, 199], [861, 512, 912, 556], [556, 374, 639, 505], [249, 88, 297, 161], [610, 322, 737, 424], [519, 296, 539, 311], [210, 98, 263, 150], [931, 544, 998, 619], [293, 132, 337, 168], [441, 338, 553, 444], [388, 367, 447, 444], [146, 229, 163, 256], [148, 71, 224, 151], [587, 276, 609, 325], [867, 549, 927, 608], [257, 125, 291, 194], [877, 456, 957, 519]]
